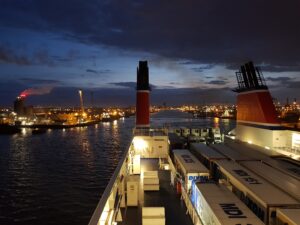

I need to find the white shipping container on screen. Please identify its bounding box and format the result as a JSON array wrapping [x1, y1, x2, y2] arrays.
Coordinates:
[[173, 150, 209, 191], [212, 144, 253, 161], [190, 143, 228, 161], [216, 160, 300, 224], [240, 161, 300, 201], [193, 183, 265, 225]]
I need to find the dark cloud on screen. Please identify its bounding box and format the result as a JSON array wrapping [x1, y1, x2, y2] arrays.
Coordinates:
[[218, 76, 228, 81], [286, 81, 300, 89], [86, 69, 111, 74], [191, 65, 215, 73], [109, 82, 136, 89], [0, 45, 31, 65], [178, 61, 195, 65], [1, 0, 300, 70], [110, 82, 157, 89], [86, 69, 98, 74], [152, 87, 234, 105], [206, 80, 228, 85], [0, 80, 26, 99], [260, 65, 300, 72], [51, 49, 80, 63], [169, 82, 180, 85], [1, 0, 300, 106], [155, 85, 176, 89], [228, 64, 300, 72], [266, 77, 293, 82], [33, 49, 55, 66], [191, 68, 205, 73], [0, 44, 82, 66], [265, 76, 300, 90], [19, 78, 61, 85]]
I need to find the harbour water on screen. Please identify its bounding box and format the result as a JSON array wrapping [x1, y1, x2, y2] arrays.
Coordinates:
[[0, 111, 235, 225]]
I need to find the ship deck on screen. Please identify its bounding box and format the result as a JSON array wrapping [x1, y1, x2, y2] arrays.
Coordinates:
[[120, 158, 194, 225]]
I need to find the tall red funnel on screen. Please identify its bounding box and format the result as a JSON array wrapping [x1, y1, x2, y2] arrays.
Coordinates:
[[136, 61, 150, 128]]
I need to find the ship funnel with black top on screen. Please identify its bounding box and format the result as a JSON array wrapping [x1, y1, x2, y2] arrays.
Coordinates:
[[136, 61, 150, 128], [234, 61, 279, 126]]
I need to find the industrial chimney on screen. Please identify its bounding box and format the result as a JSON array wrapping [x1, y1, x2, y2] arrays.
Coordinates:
[[14, 96, 25, 116], [136, 61, 150, 128]]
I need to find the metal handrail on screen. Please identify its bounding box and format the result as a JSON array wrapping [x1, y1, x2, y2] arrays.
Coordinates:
[[133, 127, 168, 136], [88, 140, 132, 225]]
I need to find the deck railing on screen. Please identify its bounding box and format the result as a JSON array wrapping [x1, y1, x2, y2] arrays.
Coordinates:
[[88, 141, 132, 225], [133, 127, 168, 136]]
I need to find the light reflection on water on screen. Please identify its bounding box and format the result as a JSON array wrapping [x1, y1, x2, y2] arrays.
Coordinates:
[[0, 118, 134, 225], [0, 111, 235, 225]]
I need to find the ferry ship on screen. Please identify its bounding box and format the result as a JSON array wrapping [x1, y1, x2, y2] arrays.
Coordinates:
[[88, 61, 300, 225]]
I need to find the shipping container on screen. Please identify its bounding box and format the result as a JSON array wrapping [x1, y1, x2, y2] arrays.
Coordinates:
[[276, 208, 300, 225], [192, 183, 265, 225], [226, 139, 300, 180], [225, 139, 300, 180], [173, 149, 209, 191], [215, 160, 300, 224], [212, 144, 256, 161], [225, 138, 272, 160], [263, 158, 300, 181], [190, 143, 228, 180], [240, 161, 300, 201]]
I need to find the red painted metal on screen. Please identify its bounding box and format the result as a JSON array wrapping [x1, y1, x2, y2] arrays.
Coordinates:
[[136, 91, 149, 126], [237, 91, 279, 124], [176, 181, 182, 194]]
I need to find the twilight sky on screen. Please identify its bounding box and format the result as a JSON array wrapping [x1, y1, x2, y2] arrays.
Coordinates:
[[0, 0, 300, 107]]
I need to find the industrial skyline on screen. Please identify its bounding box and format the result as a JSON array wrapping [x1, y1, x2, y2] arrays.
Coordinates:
[[0, 0, 300, 106]]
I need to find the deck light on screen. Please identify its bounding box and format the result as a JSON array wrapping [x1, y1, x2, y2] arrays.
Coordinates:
[[133, 138, 147, 152]]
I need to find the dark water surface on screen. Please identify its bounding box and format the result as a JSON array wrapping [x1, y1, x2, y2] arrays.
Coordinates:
[[0, 111, 235, 225]]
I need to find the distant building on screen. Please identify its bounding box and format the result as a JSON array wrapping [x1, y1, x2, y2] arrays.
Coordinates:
[[24, 106, 34, 117], [14, 96, 25, 116]]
